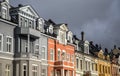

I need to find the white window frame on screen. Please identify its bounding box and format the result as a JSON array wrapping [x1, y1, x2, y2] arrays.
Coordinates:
[[66, 53, 70, 61], [62, 50, 66, 61], [41, 46, 46, 59], [71, 54, 74, 63], [6, 36, 13, 53], [20, 17, 24, 27], [59, 31, 65, 44], [76, 58, 79, 69], [35, 44, 39, 54], [57, 49, 61, 61], [84, 44, 89, 54], [29, 20, 33, 28], [25, 40, 28, 53], [49, 25, 53, 34], [5, 64, 10, 76], [50, 48, 54, 61], [32, 64, 38, 76], [2, 7, 7, 19], [0, 33, 3, 51], [41, 69, 46, 76], [80, 60, 83, 70], [25, 19, 28, 27], [23, 63, 27, 76]]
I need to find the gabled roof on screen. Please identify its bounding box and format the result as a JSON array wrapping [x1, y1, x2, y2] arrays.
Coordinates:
[[11, 5, 39, 18]]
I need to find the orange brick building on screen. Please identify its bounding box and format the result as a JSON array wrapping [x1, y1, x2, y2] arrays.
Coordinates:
[[46, 22, 75, 76]]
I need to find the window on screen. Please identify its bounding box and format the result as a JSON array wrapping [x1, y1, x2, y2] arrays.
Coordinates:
[[103, 66, 104, 73], [41, 47, 45, 59], [66, 53, 70, 61], [50, 49, 54, 61], [32, 65, 37, 76], [99, 64, 101, 73], [20, 17, 24, 27], [80, 60, 82, 70], [49, 25, 53, 34], [51, 70, 54, 76], [35, 45, 39, 54], [62, 51, 66, 60], [88, 62, 90, 71], [108, 67, 110, 74], [5, 64, 10, 76], [2, 8, 7, 19], [105, 66, 107, 73], [92, 63, 94, 71], [41, 69, 46, 76], [58, 50, 61, 61], [76, 59, 79, 69], [6, 37, 13, 52], [0, 63, 2, 76], [23, 64, 27, 76], [0, 34, 3, 51], [56, 70, 61, 76], [25, 40, 28, 53], [30, 41, 34, 53], [71, 55, 74, 62], [95, 64, 97, 71], [84, 44, 89, 54], [25, 20, 28, 27], [60, 32, 65, 43], [29, 21, 33, 28], [85, 61, 87, 70]]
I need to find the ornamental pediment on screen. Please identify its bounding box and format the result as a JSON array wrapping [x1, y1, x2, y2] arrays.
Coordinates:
[[60, 24, 68, 31], [19, 5, 39, 18]]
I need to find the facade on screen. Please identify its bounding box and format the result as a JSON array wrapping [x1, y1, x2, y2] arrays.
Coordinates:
[[96, 49, 111, 76], [74, 33, 98, 76], [0, 0, 16, 76], [110, 46, 120, 76], [0, 0, 120, 76], [47, 21, 75, 76]]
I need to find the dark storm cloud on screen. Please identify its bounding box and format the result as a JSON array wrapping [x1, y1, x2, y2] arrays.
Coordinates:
[[10, 0, 120, 50]]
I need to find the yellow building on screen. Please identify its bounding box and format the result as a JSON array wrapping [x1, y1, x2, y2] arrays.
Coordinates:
[[96, 50, 111, 76]]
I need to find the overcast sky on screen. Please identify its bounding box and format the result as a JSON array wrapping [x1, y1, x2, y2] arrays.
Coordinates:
[[10, 0, 120, 51]]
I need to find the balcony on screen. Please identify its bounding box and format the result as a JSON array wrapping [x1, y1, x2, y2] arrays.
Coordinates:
[[15, 27, 40, 38], [14, 52, 40, 59]]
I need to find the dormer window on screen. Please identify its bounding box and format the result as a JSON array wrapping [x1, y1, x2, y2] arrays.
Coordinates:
[[60, 31, 65, 44], [84, 44, 89, 54], [49, 25, 53, 34], [2, 7, 7, 19], [37, 18, 44, 32], [67, 31, 73, 43], [84, 41, 89, 54]]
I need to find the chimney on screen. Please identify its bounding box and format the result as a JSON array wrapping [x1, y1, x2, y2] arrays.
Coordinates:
[[114, 45, 116, 49], [81, 31, 84, 41]]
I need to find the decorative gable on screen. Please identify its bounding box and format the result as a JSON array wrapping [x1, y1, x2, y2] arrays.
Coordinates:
[[98, 50, 105, 59], [60, 24, 68, 31], [19, 5, 39, 18]]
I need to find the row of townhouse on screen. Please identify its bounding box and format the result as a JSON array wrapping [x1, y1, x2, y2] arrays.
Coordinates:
[[73, 32, 120, 76], [0, 0, 120, 76], [0, 0, 75, 76]]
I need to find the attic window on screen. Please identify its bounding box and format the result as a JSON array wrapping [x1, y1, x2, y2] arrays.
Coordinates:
[[84, 44, 89, 54], [2, 8, 7, 19], [60, 31, 65, 44]]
